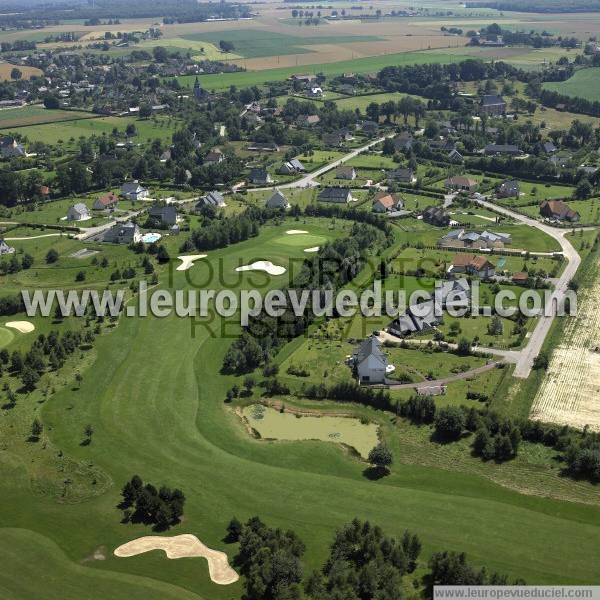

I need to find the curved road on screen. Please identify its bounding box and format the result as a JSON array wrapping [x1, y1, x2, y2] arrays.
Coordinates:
[[476, 198, 583, 378]]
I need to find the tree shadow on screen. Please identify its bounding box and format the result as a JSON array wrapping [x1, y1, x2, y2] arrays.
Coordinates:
[[362, 466, 390, 481]]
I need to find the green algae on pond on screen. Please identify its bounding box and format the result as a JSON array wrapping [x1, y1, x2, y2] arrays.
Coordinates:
[[242, 405, 379, 459]]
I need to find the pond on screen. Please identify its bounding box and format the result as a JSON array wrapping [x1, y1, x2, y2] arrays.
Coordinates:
[[242, 404, 379, 459]]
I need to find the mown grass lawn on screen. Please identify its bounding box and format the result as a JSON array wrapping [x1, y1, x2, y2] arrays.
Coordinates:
[[543, 68, 600, 103]]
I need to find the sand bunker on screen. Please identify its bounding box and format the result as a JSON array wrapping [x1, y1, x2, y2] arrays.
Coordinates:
[[176, 255, 207, 271], [114, 534, 239, 585], [286, 230, 309, 235], [236, 261, 286, 275], [5, 321, 35, 333], [304, 246, 320, 253]]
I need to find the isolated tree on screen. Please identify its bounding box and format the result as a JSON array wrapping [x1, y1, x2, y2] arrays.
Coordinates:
[[46, 248, 59, 264], [30, 418, 43, 440], [367, 442, 393, 472], [10, 67, 22, 80]]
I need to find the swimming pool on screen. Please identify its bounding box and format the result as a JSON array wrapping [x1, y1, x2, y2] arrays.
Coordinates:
[[141, 232, 162, 244]]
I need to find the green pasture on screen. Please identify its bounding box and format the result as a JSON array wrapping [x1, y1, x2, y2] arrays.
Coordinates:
[[0, 106, 94, 129], [543, 68, 600, 103], [181, 29, 383, 59]]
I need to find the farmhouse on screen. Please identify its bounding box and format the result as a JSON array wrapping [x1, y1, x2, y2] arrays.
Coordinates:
[[93, 192, 118, 211], [388, 279, 471, 337], [540, 200, 580, 222], [266, 189, 290, 210], [103, 221, 142, 244], [148, 204, 177, 227], [445, 176, 478, 192], [201, 191, 226, 208], [497, 179, 520, 198], [352, 337, 388, 384], [449, 254, 496, 279], [318, 187, 353, 204], [372, 191, 404, 213], [479, 95, 506, 116], [0, 238, 15, 255], [66, 203, 91, 222], [438, 229, 511, 249], [422, 205, 450, 227], [120, 180, 149, 201], [393, 133, 414, 152], [249, 168, 273, 185], [335, 166, 356, 180]]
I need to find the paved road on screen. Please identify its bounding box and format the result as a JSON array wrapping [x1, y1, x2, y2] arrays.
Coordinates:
[[76, 209, 145, 241], [476, 198, 585, 378], [252, 135, 394, 193]]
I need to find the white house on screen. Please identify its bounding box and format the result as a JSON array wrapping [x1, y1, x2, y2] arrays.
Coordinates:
[[66, 203, 91, 221], [120, 180, 149, 201], [352, 337, 388, 384]]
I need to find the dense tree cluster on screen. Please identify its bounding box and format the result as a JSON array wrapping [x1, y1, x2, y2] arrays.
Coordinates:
[[120, 475, 185, 530], [230, 516, 306, 600], [305, 520, 421, 600], [428, 551, 525, 587]]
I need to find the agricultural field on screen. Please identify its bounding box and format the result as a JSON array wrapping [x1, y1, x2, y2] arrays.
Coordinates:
[[531, 248, 600, 430], [0, 105, 94, 129], [176, 49, 471, 91], [181, 29, 384, 59], [0, 115, 177, 146], [0, 61, 42, 81], [543, 68, 600, 103]]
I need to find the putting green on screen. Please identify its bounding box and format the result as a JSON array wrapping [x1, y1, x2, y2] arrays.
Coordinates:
[[275, 233, 327, 248], [0, 327, 14, 349], [242, 404, 379, 459]]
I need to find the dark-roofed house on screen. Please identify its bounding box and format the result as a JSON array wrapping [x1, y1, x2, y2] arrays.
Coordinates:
[[497, 179, 520, 198], [540, 200, 580, 222], [542, 141, 557, 154], [484, 144, 522, 156], [249, 167, 273, 185], [372, 191, 404, 213], [148, 204, 177, 227], [120, 180, 149, 201], [335, 166, 356, 180], [93, 192, 119, 211], [450, 253, 496, 279], [393, 133, 413, 152], [323, 132, 344, 147], [201, 191, 226, 208], [438, 229, 511, 249], [352, 336, 387, 384], [318, 187, 353, 204], [0, 238, 15, 255], [422, 205, 450, 227], [388, 279, 471, 337], [361, 120, 379, 136], [0, 136, 25, 159], [266, 189, 290, 210], [445, 176, 478, 192], [389, 168, 416, 184], [103, 221, 142, 244], [479, 95, 506, 116], [66, 203, 91, 222]]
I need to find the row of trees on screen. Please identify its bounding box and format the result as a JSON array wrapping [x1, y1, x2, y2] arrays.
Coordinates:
[[227, 516, 520, 599]]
